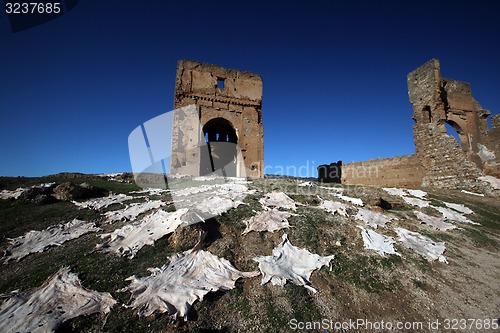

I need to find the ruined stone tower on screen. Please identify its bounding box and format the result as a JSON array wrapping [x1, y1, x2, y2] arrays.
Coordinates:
[[408, 59, 500, 188], [170, 60, 264, 178], [341, 58, 498, 190]]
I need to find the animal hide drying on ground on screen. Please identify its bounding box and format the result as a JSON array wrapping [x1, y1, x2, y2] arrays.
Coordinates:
[[253, 234, 334, 292], [0, 267, 116, 333]]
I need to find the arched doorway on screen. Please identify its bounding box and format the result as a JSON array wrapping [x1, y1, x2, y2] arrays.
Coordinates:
[[444, 120, 469, 152], [200, 118, 238, 176]]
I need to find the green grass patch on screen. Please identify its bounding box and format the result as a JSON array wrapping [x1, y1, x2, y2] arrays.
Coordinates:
[[285, 206, 339, 255], [259, 289, 292, 332], [221, 193, 263, 228], [419, 229, 455, 243], [405, 251, 433, 273], [412, 278, 428, 290], [460, 227, 499, 249], [285, 284, 321, 323], [330, 253, 400, 293], [0, 200, 102, 244]]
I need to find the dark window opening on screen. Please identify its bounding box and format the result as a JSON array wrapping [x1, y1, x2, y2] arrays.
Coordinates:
[[216, 78, 225, 89], [423, 106, 431, 123]]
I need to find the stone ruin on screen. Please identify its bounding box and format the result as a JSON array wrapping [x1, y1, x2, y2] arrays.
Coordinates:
[[340, 59, 499, 191], [167, 59, 498, 190], [170, 60, 264, 178], [409, 59, 499, 187], [317, 161, 342, 183]]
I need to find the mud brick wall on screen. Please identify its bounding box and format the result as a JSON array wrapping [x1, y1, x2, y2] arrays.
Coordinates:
[[408, 59, 499, 188], [340, 59, 498, 189], [171, 60, 264, 178], [482, 114, 500, 177], [342, 155, 426, 187]]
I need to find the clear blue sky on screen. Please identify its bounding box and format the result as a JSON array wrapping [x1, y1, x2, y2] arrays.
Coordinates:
[[1, 0, 499, 177]]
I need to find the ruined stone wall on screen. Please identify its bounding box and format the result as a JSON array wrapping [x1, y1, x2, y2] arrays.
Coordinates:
[[408, 59, 499, 188], [323, 59, 498, 190], [342, 155, 426, 188], [171, 60, 264, 178], [480, 114, 500, 177], [318, 161, 342, 183]]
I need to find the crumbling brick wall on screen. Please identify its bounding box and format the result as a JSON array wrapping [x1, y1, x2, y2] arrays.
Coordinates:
[[408, 59, 499, 187], [339, 58, 498, 189], [171, 60, 264, 178], [481, 114, 500, 177], [342, 155, 426, 187]]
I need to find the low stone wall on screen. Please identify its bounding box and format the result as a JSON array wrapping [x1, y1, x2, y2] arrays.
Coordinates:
[[342, 154, 426, 188]]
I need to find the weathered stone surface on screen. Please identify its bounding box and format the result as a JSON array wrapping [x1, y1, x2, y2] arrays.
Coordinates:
[[18, 183, 57, 204], [369, 197, 398, 210], [171, 60, 264, 178], [342, 155, 426, 187], [19, 190, 56, 204], [169, 223, 205, 251], [408, 59, 498, 190], [52, 182, 100, 201], [339, 59, 498, 192]]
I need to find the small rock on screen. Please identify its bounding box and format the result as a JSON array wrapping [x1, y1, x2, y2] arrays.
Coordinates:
[[370, 197, 393, 210], [52, 183, 86, 201], [52, 182, 107, 201], [33, 194, 57, 204], [19, 186, 55, 203], [370, 197, 406, 210], [80, 182, 93, 190], [169, 224, 204, 250]]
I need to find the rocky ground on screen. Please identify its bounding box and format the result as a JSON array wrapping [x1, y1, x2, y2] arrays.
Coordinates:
[[0, 173, 498, 333]]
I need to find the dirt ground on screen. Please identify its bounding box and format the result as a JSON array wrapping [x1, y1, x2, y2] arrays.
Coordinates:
[[0, 175, 498, 332]]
